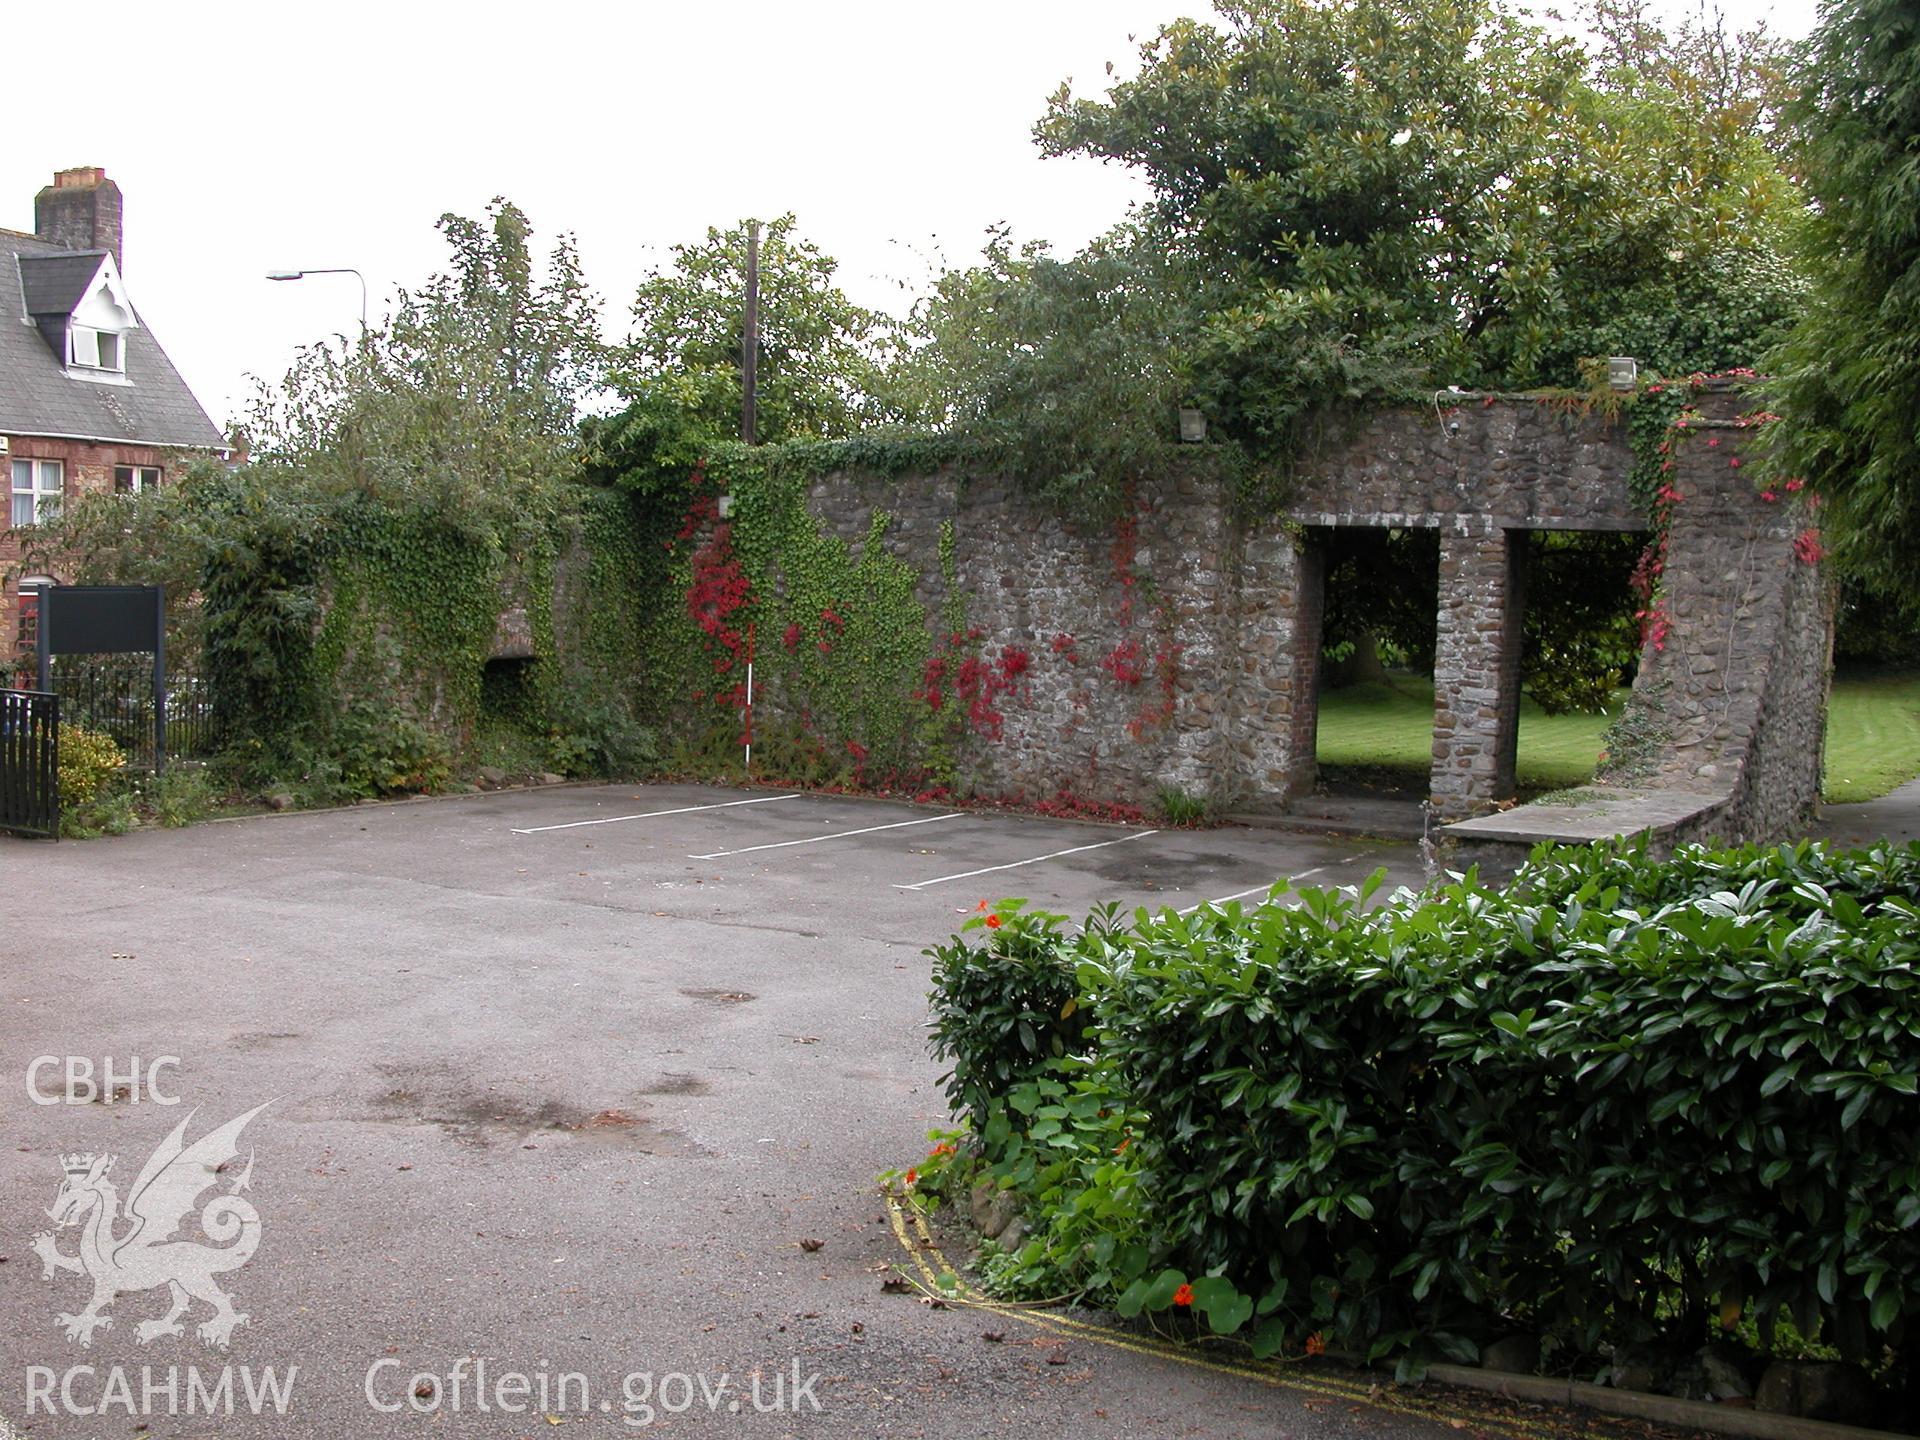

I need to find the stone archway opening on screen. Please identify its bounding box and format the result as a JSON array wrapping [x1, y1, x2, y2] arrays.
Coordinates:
[[1512, 529, 1650, 795], [1297, 524, 1646, 821], [1307, 524, 1443, 801]]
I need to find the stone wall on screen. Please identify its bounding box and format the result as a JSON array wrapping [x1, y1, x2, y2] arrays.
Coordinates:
[[1609, 390, 1833, 838], [790, 392, 1830, 845], [1285, 402, 1642, 532], [803, 469, 1232, 804]]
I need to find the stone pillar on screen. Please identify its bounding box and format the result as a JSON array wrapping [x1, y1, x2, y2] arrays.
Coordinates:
[[1284, 531, 1326, 798], [1431, 525, 1527, 822], [1226, 525, 1324, 806]]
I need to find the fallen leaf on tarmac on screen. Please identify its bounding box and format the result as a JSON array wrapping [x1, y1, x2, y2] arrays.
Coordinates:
[[880, 1273, 912, 1294], [981, 1331, 1005, 1343], [1448, 1421, 1468, 1430], [920, 1296, 948, 1309], [799, 1238, 824, 1252], [851, 1322, 864, 1335], [1046, 1349, 1069, 1366]]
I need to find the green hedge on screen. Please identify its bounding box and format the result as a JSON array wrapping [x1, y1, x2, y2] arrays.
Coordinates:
[[926, 842, 1920, 1388]]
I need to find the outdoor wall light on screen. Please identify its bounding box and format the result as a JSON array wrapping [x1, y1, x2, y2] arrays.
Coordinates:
[[1608, 356, 1640, 391]]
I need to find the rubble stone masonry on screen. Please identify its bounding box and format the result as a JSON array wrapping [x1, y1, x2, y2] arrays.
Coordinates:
[[796, 389, 1829, 843]]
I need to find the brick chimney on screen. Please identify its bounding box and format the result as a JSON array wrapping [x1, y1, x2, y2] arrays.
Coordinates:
[[35, 167, 123, 271]]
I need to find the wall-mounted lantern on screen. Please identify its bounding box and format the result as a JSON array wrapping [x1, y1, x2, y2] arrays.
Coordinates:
[[1608, 356, 1639, 392], [1178, 407, 1208, 443]]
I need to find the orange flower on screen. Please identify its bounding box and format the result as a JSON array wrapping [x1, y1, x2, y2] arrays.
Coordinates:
[[1305, 1332, 1326, 1357], [1115, 1136, 1131, 1153], [1172, 1283, 1194, 1307], [929, 1142, 956, 1159], [985, 914, 1002, 929], [976, 899, 989, 911], [903, 1168, 919, 1187]]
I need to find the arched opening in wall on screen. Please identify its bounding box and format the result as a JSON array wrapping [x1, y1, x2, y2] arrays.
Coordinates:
[[1513, 529, 1649, 798], [475, 656, 547, 775], [1305, 526, 1647, 815], [480, 656, 538, 725], [1311, 525, 1442, 798]]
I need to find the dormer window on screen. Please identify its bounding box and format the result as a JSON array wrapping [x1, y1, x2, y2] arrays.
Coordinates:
[[70, 324, 124, 373], [20, 250, 139, 384]]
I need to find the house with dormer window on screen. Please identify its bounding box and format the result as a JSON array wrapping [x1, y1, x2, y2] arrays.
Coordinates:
[[2, 167, 227, 672]]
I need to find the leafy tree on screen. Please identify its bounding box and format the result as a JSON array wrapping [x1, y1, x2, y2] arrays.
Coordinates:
[[1029, 0, 1802, 720], [1520, 532, 1644, 713], [1575, 0, 1793, 140], [1765, 0, 1920, 606], [22, 199, 612, 774], [245, 197, 603, 531], [1034, 0, 1804, 437], [618, 214, 915, 445], [1319, 528, 1440, 682], [900, 223, 1192, 514]]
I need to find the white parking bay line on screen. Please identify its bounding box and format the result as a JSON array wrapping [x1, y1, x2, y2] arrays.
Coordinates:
[[512, 792, 801, 835], [689, 811, 966, 861], [1176, 851, 1377, 915], [894, 828, 1161, 891]]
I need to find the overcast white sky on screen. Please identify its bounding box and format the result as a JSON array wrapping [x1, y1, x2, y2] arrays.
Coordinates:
[[8, 0, 1822, 430]]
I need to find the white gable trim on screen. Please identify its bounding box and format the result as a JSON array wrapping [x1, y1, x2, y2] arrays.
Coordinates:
[[71, 252, 138, 333]]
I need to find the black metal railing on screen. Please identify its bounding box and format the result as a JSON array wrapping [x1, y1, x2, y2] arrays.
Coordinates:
[[36, 653, 220, 770], [1, 689, 60, 839]]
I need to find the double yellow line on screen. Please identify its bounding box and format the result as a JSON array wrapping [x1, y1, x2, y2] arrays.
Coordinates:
[[882, 1194, 1627, 1440]]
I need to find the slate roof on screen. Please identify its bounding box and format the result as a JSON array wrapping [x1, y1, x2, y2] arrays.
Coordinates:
[[19, 251, 104, 318], [1, 228, 226, 450]]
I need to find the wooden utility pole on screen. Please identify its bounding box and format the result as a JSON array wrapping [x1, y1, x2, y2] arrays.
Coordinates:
[[741, 219, 760, 445]]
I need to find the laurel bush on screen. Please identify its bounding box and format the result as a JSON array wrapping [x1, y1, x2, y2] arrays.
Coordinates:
[[926, 841, 1920, 1392]]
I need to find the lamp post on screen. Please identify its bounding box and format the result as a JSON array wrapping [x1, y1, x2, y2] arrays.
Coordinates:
[[265, 268, 368, 333]]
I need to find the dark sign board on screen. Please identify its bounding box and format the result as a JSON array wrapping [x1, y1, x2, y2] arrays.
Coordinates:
[[41, 585, 163, 656], [33, 584, 169, 772]]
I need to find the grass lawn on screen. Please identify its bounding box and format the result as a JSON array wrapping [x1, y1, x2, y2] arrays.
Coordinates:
[[1316, 671, 1920, 803], [1821, 671, 1920, 803]]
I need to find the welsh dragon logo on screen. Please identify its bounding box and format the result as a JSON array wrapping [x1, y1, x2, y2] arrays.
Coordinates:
[[31, 1102, 270, 1349]]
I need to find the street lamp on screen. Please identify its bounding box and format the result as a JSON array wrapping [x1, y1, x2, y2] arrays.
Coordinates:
[[265, 268, 368, 332]]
